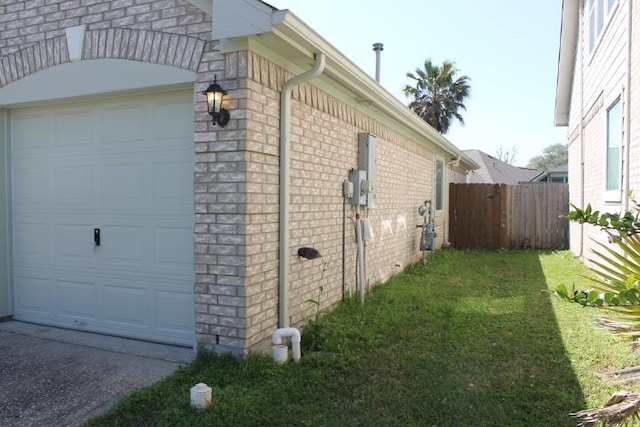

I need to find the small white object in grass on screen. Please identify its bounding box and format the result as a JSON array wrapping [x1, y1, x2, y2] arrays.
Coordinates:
[[190, 382, 212, 409], [273, 344, 288, 364]]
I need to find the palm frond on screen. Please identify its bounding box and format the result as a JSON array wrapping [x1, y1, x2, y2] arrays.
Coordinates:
[[583, 234, 640, 341]]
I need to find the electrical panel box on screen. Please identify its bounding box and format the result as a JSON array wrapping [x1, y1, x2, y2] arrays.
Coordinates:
[[348, 169, 367, 206], [358, 133, 377, 208]]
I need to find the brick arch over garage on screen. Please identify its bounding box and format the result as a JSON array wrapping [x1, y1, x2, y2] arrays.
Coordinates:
[[0, 28, 206, 87]]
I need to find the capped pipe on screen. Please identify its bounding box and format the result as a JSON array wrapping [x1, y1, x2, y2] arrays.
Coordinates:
[[190, 383, 212, 409], [373, 43, 383, 83]]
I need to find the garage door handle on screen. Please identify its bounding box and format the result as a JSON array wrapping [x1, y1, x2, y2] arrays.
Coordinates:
[[94, 228, 101, 246]]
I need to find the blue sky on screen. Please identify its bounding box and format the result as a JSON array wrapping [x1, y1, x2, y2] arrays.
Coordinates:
[[266, 0, 567, 167]]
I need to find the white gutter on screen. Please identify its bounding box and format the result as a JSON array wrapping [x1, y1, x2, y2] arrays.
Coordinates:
[[212, 1, 478, 171], [555, 0, 579, 126], [265, 11, 478, 171], [278, 53, 326, 328]]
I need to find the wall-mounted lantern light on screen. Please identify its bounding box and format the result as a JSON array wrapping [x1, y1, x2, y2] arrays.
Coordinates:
[[202, 76, 230, 127]]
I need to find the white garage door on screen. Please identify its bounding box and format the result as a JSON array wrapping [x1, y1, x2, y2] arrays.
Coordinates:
[[11, 90, 195, 346]]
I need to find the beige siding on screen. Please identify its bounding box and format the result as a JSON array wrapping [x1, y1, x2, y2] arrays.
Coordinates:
[[631, 1, 640, 198], [0, 0, 210, 58], [566, 0, 637, 259], [1, 0, 458, 354], [238, 52, 445, 351]]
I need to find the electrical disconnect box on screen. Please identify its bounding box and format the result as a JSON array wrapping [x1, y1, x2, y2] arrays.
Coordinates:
[[358, 133, 377, 208], [342, 180, 354, 199], [348, 169, 367, 206]]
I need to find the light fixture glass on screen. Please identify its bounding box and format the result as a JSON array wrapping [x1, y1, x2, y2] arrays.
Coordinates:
[[202, 76, 230, 127]]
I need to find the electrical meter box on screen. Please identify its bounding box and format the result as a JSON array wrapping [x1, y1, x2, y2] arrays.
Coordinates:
[[349, 169, 367, 206], [358, 133, 377, 208]]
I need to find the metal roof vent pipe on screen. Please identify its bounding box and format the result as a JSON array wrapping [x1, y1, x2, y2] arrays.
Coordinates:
[[373, 42, 384, 83]]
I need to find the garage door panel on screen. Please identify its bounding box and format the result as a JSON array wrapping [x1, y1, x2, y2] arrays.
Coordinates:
[[11, 112, 50, 150], [154, 162, 193, 205], [53, 109, 95, 148], [156, 290, 193, 331], [12, 165, 52, 206], [100, 225, 146, 264], [11, 91, 195, 346], [54, 224, 95, 261], [14, 275, 52, 314], [101, 164, 146, 202], [54, 165, 95, 201], [101, 104, 146, 143], [13, 222, 52, 263], [103, 284, 148, 325], [56, 279, 99, 320], [155, 227, 193, 267], [153, 101, 195, 138]]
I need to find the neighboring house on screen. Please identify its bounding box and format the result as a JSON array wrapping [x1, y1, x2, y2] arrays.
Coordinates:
[[462, 149, 541, 184], [555, 0, 638, 258], [530, 164, 569, 183], [0, 0, 477, 355]]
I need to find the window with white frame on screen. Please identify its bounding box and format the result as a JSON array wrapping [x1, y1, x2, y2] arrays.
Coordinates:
[[435, 159, 444, 210], [587, 0, 618, 54], [605, 98, 622, 201]]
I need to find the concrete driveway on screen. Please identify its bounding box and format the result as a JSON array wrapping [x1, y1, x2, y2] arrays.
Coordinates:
[[0, 321, 194, 427]]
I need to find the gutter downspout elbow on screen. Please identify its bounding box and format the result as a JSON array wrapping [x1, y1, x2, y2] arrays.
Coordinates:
[[272, 327, 302, 362], [279, 53, 326, 329]]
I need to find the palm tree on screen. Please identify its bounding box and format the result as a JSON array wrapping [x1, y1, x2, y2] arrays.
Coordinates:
[[403, 59, 471, 134]]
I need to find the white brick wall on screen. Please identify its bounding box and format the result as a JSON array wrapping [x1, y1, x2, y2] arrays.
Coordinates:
[[239, 52, 446, 350], [0, 0, 209, 58], [1, 1, 455, 355]]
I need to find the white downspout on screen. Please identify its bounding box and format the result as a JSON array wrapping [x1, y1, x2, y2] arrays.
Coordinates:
[[623, 0, 632, 213], [278, 53, 326, 329], [578, 0, 585, 258]]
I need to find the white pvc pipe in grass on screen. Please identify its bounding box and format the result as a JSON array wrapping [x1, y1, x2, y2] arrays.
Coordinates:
[[272, 327, 301, 363]]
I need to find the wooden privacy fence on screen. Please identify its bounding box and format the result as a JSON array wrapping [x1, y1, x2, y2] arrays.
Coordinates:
[[449, 183, 569, 250]]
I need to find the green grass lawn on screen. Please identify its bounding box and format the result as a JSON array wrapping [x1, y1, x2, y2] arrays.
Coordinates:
[[87, 250, 640, 426]]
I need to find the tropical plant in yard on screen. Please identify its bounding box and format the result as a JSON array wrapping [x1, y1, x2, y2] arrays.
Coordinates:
[[567, 199, 640, 237], [555, 233, 640, 335], [557, 198, 640, 339], [301, 262, 328, 353], [559, 199, 640, 426], [402, 59, 470, 134]]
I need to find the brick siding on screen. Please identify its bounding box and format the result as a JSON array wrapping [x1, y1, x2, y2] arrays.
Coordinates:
[[566, 0, 640, 259], [1, 0, 448, 354]]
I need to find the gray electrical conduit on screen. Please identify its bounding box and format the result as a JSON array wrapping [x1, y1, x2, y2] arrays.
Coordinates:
[[278, 53, 326, 328]]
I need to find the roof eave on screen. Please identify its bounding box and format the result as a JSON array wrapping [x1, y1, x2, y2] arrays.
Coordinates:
[[555, 0, 579, 127], [211, 0, 479, 170], [272, 12, 479, 167]]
